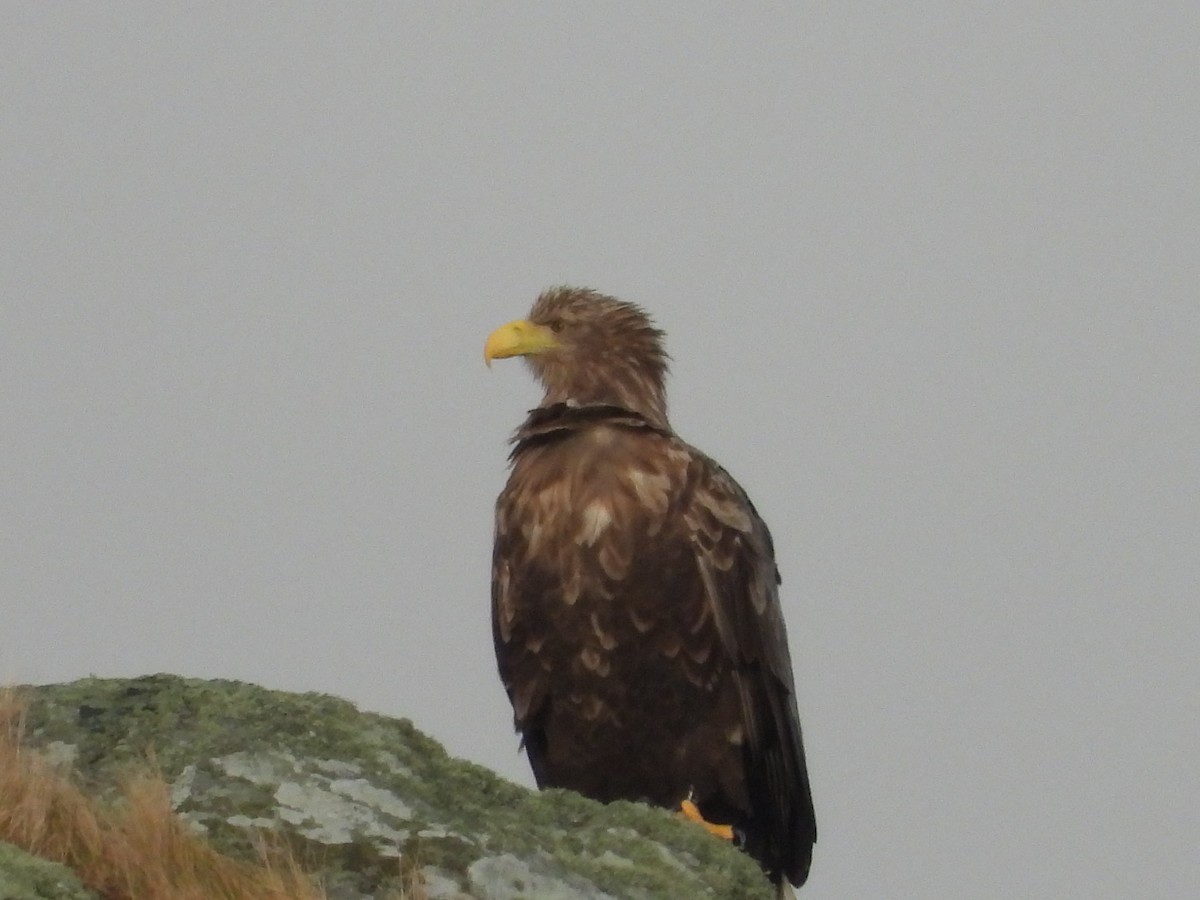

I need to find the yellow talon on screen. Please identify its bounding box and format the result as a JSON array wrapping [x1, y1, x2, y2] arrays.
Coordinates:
[[679, 798, 735, 841]]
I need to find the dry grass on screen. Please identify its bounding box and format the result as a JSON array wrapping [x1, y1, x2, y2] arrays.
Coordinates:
[[0, 691, 328, 900]]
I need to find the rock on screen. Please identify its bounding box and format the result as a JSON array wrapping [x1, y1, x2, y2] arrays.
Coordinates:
[[8, 675, 773, 899], [0, 842, 98, 900]]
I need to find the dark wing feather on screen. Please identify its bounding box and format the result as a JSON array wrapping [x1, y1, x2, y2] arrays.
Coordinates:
[[681, 450, 817, 886]]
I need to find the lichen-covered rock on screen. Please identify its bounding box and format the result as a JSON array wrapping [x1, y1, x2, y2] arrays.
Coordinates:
[[12, 675, 773, 900], [0, 842, 99, 900]]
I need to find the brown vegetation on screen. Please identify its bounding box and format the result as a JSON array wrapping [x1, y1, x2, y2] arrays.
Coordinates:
[[0, 690, 328, 900]]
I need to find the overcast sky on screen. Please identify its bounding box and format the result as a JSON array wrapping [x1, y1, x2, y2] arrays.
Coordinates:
[[2, 4, 1197, 898]]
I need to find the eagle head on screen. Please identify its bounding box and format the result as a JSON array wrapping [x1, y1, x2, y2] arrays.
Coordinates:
[[484, 286, 671, 428]]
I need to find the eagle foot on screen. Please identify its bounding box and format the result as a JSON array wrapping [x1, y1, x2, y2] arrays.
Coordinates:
[[679, 798, 734, 841]]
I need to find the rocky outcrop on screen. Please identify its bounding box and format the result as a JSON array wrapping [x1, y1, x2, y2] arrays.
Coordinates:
[[7, 675, 773, 899]]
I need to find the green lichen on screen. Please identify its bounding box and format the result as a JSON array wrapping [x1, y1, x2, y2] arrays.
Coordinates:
[[0, 841, 99, 900]]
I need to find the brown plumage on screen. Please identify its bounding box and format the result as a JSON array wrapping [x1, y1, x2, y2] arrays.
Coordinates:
[[486, 287, 816, 890]]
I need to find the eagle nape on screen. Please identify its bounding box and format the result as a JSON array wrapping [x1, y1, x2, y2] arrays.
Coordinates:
[[486, 286, 816, 891]]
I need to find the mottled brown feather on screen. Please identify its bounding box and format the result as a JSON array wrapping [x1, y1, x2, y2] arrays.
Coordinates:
[[490, 288, 816, 889]]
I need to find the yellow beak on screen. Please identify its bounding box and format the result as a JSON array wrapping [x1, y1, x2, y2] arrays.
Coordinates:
[[483, 319, 560, 367]]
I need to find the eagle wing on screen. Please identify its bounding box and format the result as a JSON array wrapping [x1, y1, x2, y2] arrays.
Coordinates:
[[679, 447, 816, 886]]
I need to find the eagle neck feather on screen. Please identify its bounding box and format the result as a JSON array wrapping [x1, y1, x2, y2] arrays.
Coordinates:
[[528, 358, 669, 431], [509, 403, 671, 458]]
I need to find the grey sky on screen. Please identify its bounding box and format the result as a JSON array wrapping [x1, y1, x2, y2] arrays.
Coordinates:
[[2, 4, 1197, 897]]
